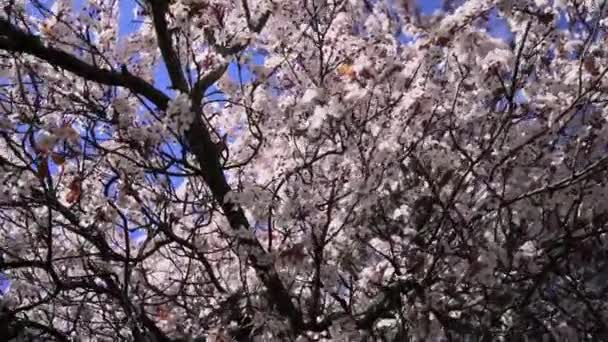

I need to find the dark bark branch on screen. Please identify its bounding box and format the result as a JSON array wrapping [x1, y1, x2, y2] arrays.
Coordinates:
[[148, 0, 189, 92], [354, 278, 421, 330], [0, 18, 170, 109], [191, 63, 228, 107], [185, 108, 305, 332], [0, 315, 70, 342], [241, 0, 272, 33], [306, 279, 422, 333], [16, 320, 70, 342]]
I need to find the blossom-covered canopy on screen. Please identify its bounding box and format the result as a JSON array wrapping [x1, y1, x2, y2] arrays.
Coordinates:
[[1, 0, 608, 341]]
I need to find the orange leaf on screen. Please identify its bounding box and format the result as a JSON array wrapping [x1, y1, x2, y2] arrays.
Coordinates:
[[40, 23, 52, 36], [337, 63, 356, 80], [55, 124, 80, 144], [37, 134, 58, 155], [156, 305, 171, 321], [51, 153, 66, 165], [65, 178, 81, 204], [36, 158, 49, 181], [435, 35, 451, 46], [584, 57, 600, 76]]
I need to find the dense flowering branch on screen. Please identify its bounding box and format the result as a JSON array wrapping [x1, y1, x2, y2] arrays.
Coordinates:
[[2, 0, 608, 341], [0, 18, 171, 109], [1, 4, 309, 336]]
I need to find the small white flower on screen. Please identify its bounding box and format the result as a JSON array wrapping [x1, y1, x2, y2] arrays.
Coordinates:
[[519, 241, 538, 258], [300, 88, 320, 105]]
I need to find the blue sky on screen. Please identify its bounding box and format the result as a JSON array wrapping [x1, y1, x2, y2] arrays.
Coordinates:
[[419, 0, 443, 15], [0, 272, 9, 295]]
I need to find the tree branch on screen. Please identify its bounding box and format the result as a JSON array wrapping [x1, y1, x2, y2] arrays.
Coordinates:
[[148, 0, 189, 92], [0, 19, 170, 109], [241, 0, 272, 33], [354, 278, 421, 330]]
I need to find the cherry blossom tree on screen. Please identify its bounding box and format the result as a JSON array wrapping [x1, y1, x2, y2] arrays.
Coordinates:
[[1, 0, 608, 340]]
